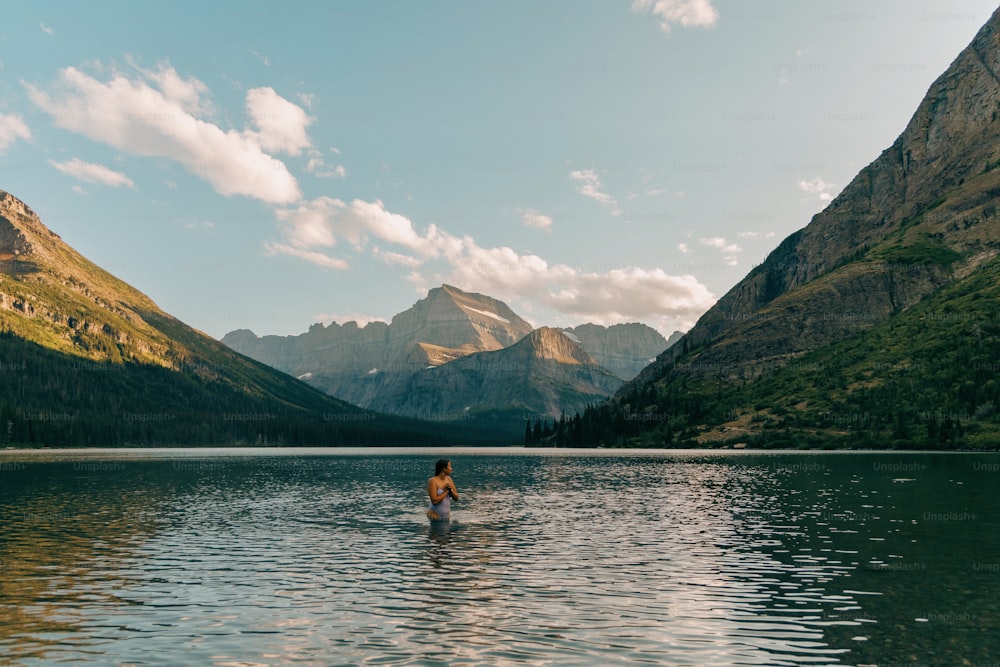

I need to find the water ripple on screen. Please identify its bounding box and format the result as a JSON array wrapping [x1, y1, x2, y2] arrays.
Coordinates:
[[1, 450, 999, 665]]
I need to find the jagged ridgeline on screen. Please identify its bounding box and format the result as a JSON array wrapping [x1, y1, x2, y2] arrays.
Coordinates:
[[222, 285, 674, 439], [553, 8, 1000, 449], [0, 191, 467, 446]]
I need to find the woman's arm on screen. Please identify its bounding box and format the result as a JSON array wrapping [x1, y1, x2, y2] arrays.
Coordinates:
[[444, 476, 459, 500]]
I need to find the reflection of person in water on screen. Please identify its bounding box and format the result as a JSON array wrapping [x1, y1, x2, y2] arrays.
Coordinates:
[[427, 459, 459, 521]]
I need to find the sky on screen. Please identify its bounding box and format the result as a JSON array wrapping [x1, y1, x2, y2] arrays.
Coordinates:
[[1, 0, 996, 339]]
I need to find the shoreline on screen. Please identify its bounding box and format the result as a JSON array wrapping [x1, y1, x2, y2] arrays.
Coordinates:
[[1, 445, 997, 456]]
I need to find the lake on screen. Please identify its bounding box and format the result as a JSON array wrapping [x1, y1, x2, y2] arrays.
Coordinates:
[[0, 448, 997, 666]]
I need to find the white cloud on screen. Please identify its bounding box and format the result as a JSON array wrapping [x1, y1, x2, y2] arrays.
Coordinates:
[[306, 148, 346, 178], [274, 197, 445, 258], [737, 230, 776, 239], [439, 250, 714, 333], [632, 0, 719, 32], [50, 158, 134, 188], [25, 63, 302, 204], [139, 62, 213, 115], [273, 196, 714, 333], [263, 242, 349, 270], [699, 236, 743, 266], [677, 243, 691, 254], [0, 113, 31, 152], [251, 50, 271, 67], [570, 169, 612, 205], [798, 176, 836, 203], [245, 86, 313, 155], [570, 169, 622, 215], [40, 22, 54, 36], [520, 209, 553, 231]]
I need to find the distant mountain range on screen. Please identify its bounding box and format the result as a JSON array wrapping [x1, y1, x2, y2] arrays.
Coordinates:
[[0, 190, 465, 446], [222, 285, 676, 435], [552, 7, 1000, 450]]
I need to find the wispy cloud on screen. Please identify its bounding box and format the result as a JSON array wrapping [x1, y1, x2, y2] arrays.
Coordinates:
[[797, 176, 837, 203], [24, 60, 714, 333], [251, 50, 270, 67], [519, 208, 553, 231], [306, 148, 346, 179], [50, 158, 134, 188], [270, 196, 715, 332], [40, 22, 54, 36], [631, 0, 719, 33], [262, 243, 350, 270], [0, 113, 31, 152], [25, 61, 305, 204], [570, 169, 622, 216], [699, 236, 743, 266]]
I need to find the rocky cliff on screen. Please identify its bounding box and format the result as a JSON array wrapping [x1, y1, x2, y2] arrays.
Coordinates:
[[223, 284, 536, 408], [223, 285, 670, 418], [552, 8, 1000, 448], [626, 7, 1000, 393], [563, 323, 675, 380], [379, 327, 623, 421]]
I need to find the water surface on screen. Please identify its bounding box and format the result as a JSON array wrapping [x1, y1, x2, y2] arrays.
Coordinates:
[[1, 448, 997, 665]]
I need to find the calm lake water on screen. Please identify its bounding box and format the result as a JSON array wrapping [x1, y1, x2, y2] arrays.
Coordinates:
[[0, 448, 997, 666]]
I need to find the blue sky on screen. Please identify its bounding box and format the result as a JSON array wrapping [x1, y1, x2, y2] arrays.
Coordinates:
[[1, 1, 996, 338]]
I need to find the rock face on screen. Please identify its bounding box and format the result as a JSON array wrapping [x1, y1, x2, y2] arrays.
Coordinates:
[[0, 190, 175, 365], [223, 286, 673, 419], [563, 323, 675, 380], [625, 7, 1000, 394], [380, 327, 623, 421], [223, 284, 536, 409], [565, 8, 1000, 448]]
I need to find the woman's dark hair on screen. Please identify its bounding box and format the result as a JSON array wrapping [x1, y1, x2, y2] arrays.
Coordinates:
[[435, 459, 450, 475]]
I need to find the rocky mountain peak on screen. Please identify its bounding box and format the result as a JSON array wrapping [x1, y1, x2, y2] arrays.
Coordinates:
[[0, 190, 67, 259], [388, 284, 533, 358], [519, 326, 597, 365], [0, 191, 38, 225]]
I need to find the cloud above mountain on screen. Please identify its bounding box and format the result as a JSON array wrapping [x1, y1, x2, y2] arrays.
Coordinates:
[[25, 58, 717, 334], [50, 158, 134, 188], [270, 196, 715, 331], [0, 113, 31, 153], [25, 63, 303, 204]]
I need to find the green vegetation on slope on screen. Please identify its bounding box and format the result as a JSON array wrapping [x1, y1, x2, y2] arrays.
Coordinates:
[[549, 258, 1000, 450], [0, 332, 476, 447]]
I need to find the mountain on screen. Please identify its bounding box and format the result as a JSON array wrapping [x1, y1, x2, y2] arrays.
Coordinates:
[[222, 286, 671, 423], [552, 9, 1000, 450], [223, 284, 535, 409], [376, 327, 623, 430], [562, 323, 677, 380], [0, 190, 462, 447]]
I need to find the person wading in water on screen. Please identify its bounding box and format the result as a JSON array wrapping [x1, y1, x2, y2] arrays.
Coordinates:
[[427, 459, 459, 521]]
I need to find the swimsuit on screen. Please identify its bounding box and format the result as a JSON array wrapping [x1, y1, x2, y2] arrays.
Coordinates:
[[428, 489, 451, 520]]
